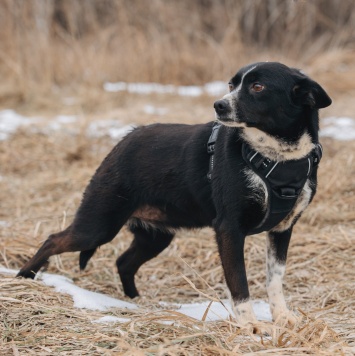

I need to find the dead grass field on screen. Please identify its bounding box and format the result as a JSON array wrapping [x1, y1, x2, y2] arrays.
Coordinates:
[[0, 77, 355, 354], [1, 0, 355, 108], [0, 1, 355, 354]]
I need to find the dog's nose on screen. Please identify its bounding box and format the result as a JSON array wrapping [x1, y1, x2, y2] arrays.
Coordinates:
[[214, 99, 230, 115]]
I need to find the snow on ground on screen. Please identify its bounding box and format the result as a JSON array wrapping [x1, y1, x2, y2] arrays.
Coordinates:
[[41, 273, 137, 311], [143, 105, 168, 116], [320, 116, 355, 140], [87, 120, 136, 141], [92, 316, 131, 324], [103, 81, 227, 97], [0, 109, 135, 141], [1, 109, 354, 142], [170, 299, 271, 322], [0, 267, 272, 323], [0, 109, 39, 141]]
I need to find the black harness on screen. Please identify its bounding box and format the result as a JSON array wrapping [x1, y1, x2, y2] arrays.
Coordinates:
[[207, 123, 322, 234]]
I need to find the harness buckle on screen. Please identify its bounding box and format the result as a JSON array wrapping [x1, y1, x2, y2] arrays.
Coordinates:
[[207, 123, 222, 181], [207, 123, 221, 155], [313, 143, 323, 166], [262, 158, 272, 168], [207, 143, 215, 154], [279, 187, 297, 198]]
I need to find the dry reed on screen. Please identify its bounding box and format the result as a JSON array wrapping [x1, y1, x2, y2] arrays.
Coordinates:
[[0, 0, 355, 108]]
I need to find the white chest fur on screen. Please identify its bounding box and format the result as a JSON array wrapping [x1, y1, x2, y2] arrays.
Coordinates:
[[242, 127, 314, 162], [241, 124, 315, 232]]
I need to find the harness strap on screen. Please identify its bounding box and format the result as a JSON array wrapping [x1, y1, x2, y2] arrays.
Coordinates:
[[242, 142, 322, 234], [207, 122, 221, 181], [206, 123, 322, 233]]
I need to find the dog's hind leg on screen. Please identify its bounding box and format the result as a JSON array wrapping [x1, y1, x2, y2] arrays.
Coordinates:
[[79, 248, 97, 270], [17, 226, 74, 279], [17, 188, 136, 279], [116, 224, 175, 298], [17, 212, 131, 279]]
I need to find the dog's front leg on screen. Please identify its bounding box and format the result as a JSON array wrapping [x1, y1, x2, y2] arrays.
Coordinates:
[[215, 225, 257, 327], [266, 229, 299, 325]]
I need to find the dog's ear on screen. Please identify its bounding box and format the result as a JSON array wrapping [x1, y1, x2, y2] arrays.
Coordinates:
[[292, 77, 332, 109]]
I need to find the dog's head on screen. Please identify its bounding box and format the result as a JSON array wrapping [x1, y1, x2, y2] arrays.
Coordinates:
[[214, 62, 331, 139]]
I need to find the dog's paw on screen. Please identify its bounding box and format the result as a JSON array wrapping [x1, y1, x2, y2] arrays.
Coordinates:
[[233, 300, 258, 324], [273, 309, 300, 327], [232, 300, 271, 335], [249, 323, 272, 336]]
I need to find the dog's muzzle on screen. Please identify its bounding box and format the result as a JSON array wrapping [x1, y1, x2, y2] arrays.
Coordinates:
[[214, 99, 231, 118], [214, 99, 233, 121]]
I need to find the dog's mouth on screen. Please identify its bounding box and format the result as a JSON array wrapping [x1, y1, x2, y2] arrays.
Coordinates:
[[215, 111, 243, 126], [216, 116, 247, 128], [214, 99, 251, 128], [216, 116, 234, 123], [215, 113, 235, 123]]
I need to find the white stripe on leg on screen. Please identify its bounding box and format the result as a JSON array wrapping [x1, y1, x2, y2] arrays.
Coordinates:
[[266, 239, 298, 325]]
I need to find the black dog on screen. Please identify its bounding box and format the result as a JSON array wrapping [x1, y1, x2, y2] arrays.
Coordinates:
[[18, 62, 331, 328]]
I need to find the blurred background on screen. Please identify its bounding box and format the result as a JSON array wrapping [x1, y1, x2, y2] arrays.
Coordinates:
[[0, 0, 354, 112]]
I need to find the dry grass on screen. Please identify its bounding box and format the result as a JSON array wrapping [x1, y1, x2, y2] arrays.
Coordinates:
[[0, 1, 355, 353], [0, 88, 354, 354], [1, 0, 355, 108]]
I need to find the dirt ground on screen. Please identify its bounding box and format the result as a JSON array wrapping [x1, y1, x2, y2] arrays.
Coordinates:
[[0, 77, 355, 355]]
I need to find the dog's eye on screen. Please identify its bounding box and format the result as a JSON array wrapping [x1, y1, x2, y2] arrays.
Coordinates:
[[228, 83, 234, 92], [251, 83, 264, 92]]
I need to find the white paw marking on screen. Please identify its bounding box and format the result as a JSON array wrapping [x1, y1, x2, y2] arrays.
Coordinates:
[[232, 299, 258, 326], [266, 240, 298, 324]]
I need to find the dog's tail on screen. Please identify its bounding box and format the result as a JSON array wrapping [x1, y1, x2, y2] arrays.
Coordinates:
[[79, 248, 97, 270]]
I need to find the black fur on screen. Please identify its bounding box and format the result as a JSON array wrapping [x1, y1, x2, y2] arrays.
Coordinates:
[[17, 62, 331, 323]]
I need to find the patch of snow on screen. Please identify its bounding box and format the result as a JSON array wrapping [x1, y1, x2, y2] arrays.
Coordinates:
[[87, 120, 136, 140], [104, 82, 176, 95], [0, 110, 38, 140], [320, 117, 355, 140], [103, 81, 228, 97], [252, 300, 273, 321], [173, 300, 232, 321], [0, 267, 18, 275], [106, 126, 135, 140], [204, 81, 228, 97], [103, 82, 127, 92], [45, 115, 78, 133], [40, 273, 138, 311], [0, 268, 137, 311], [177, 86, 203, 97], [0, 109, 137, 142], [0, 268, 272, 322], [168, 299, 271, 322], [92, 316, 131, 324], [0, 220, 9, 227], [143, 105, 168, 116], [55, 115, 77, 124]]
